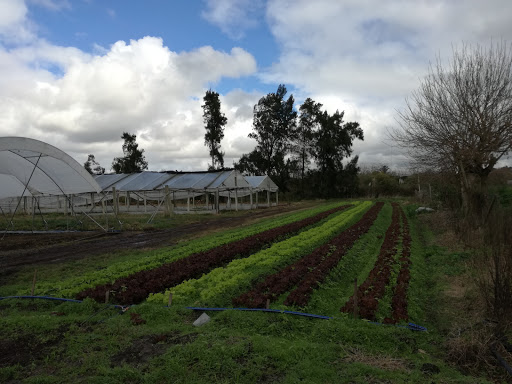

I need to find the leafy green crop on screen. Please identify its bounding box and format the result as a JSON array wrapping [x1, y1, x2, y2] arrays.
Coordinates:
[[148, 201, 373, 306], [31, 201, 359, 298]]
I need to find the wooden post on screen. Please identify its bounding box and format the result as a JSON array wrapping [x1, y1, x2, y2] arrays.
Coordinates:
[[168, 293, 173, 307], [112, 187, 119, 216], [267, 189, 270, 207], [276, 191, 279, 206], [31, 269, 37, 295], [215, 190, 219, 213], [126, 191, 130, 212], [249, 188, 253, 209], [164, 186, 171, 217], [235, 189, 238, 211], [353, 278, 358, 319], [187, 192, 190, 212], [90, 193, 95, 213], [266, 298, 270, 309], [105, 290, 110, 304], [144, 191, 147, 213]]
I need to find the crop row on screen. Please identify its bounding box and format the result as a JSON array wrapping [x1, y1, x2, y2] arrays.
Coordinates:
[[147, 201, 374, 306], [31, 201, 353, 298], [385, 207, 411, 324], [340, 202, 409, 321], [77, 204, 351, 304], [232, 202, 385, 308]]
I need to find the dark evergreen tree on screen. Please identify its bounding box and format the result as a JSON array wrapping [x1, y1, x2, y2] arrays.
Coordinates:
[[111, 132, 148, 173], [202, 89, 227, 170], [84, 154, 105, 175], [234, 150, 266, 175], [244, 84, 297, 186], [313, 110, 363, 197], [292, 97, 322, 195]]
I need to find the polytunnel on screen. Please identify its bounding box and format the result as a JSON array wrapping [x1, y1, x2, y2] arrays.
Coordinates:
[[88, 170, 270, 216], [0, 137, 101, 199], [0, 137, 103, 231]]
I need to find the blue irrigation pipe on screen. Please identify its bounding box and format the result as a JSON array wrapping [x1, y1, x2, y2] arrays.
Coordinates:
[[186, 306, 332, 320], [186, 306, 428, 332], [0, 295, 130, 310]]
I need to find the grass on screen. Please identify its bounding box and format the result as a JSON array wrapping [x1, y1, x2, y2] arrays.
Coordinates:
[[0, 200, 499, 383]]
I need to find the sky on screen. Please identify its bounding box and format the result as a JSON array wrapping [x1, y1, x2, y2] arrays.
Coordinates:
[[1, 0, 512, 174]]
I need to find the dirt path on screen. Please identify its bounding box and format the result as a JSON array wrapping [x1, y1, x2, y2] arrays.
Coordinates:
[[0, 203, 314, 271]]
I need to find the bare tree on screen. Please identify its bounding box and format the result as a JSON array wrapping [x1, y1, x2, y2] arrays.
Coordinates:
[[392, 42, 512, 221]]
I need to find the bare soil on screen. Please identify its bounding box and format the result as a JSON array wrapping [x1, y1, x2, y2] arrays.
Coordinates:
[[0, 203, 314, 273]]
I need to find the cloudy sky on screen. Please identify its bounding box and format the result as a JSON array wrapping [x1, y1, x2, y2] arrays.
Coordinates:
[[1, 0, 511, 173]]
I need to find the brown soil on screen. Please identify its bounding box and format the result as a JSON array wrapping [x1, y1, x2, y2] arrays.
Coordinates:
[[0, 203, 315, 273]]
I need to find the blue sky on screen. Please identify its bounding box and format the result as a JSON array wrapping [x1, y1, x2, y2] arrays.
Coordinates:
[[28, 1, 279, 94], [1, 0, 512, 172]]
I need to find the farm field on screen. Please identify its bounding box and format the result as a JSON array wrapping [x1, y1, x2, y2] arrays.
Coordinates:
[[0, 200, 498, 383]]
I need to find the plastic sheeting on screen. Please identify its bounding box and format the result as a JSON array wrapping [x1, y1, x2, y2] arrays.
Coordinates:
[[0, 137, 101, 199]]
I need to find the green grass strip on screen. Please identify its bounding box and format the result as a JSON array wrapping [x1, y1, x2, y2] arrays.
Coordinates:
[[147, 201, 374, 306], [25, 201, 358, 298]]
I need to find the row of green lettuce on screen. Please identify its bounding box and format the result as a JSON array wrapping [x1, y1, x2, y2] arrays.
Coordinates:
[[147, 201, 374, 306], [29, 200, 363, 298]]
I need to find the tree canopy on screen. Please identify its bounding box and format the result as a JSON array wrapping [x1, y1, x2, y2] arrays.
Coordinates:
[[392, 41, 512, 220], [84, 154, 105, 175], [202, 89, 227, 170], [236, 85, 363, 197], [248, 84, 297, 178], [112, 132, 148, 174]]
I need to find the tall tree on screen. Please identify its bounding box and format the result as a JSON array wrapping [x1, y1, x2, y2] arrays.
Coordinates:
[[292, 98, 323, 188], [202, 89, 227, 170], [111, 132, 148, 174], [313, 110, 363, 197], [247, 84, 297, 181], [84, 154, 105, 175], [392, 42, 512, 221]]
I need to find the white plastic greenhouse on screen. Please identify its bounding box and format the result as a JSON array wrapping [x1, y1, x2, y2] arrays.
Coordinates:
[[88, 170, 279, 216], [0, 137, 279, 228], [0, 137, 104, 227]]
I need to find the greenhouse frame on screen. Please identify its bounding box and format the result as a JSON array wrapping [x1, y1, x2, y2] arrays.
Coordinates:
[[0, 137, 279, 232]]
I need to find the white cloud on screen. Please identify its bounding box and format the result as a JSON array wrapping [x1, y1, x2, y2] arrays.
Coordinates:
[[0, 0, 35, 42], [0, 33, 258, 171], [29, 0, 71, 11], [202, 0, 264, 39], [263, 0, 512, 169]]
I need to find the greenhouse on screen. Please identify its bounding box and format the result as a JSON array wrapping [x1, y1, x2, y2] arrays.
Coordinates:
[[0, 137, 103, 228], [0, 137, 279, 233], [88, 170, 279, 215]]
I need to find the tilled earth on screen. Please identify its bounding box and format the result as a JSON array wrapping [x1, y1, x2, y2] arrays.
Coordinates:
[[0, 203, 312, 273]]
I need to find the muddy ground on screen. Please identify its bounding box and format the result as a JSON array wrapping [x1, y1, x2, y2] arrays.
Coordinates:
[[0, 203, 312, 273]]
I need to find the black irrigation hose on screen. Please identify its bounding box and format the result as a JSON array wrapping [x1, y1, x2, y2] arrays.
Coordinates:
[[490, 343, 512, 377]]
